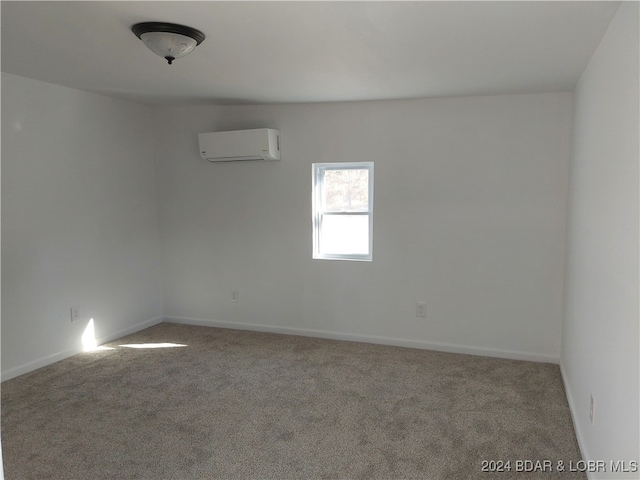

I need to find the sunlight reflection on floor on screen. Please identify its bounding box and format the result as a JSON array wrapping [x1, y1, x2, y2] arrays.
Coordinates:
[[82, 319, 186, 352], [118, 343, 188, 349]]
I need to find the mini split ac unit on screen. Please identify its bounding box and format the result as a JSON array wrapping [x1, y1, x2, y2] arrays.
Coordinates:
[[198, 128, 281, 162]]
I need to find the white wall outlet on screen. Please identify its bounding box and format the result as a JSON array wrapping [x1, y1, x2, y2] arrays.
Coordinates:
[[590, 394, 595, 425], [70, 306, 80, 323], [416, 302, 427, 318], [231, 290, 238, 303]]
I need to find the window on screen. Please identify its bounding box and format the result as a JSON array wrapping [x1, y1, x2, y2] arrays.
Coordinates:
[[312, 162, 374, 261]]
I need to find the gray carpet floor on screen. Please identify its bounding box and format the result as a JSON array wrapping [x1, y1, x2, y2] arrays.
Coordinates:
[[2, 323, 585, 479]]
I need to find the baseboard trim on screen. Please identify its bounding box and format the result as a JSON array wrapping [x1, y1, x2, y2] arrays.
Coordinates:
[[1, 346, 82, 383], [1, 316, 163, 382], [560, 361, 591, 477], [163, 316, 559, 364], [95, 316, 163, 346]]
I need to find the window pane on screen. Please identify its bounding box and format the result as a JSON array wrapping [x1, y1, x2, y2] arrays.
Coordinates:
[[323, 169, 369, 212], [320, 215, 369, 255]]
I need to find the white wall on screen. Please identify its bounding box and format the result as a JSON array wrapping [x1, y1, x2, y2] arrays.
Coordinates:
[[154, 93, 573, 362], [1, 74, 3, 478], [1, 73, 163, 380], [562, 3, 639, 478]]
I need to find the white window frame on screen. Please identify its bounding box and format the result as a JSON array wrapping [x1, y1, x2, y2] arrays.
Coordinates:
[[312, 162, 374, 261]]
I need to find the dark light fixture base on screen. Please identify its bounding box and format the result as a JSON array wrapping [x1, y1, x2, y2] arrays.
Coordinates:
[[131, 22, 205, 45]]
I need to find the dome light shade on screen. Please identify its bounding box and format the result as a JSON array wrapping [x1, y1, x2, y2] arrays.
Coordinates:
[[132, 22, 205, 65], [139, 32, 197, 63]]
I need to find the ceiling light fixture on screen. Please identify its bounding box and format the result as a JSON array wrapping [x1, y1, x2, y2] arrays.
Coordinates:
[[132, 22, 205, 65]]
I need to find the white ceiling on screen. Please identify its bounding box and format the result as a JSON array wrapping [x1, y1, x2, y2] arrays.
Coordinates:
[[1, 1, 621, 106]]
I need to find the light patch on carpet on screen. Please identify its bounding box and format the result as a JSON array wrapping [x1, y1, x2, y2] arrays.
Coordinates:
[[118, 342, 188, 349]]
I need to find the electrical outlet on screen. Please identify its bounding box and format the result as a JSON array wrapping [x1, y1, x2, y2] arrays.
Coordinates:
[[231, 290, 238, 303], [590, 394, 595, 425], [70, 306, 80, 323], [416, 302, 427, 318]]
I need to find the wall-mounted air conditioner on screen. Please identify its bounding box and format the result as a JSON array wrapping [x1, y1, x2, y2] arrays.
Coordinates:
[[198, 128, 281, 162]]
